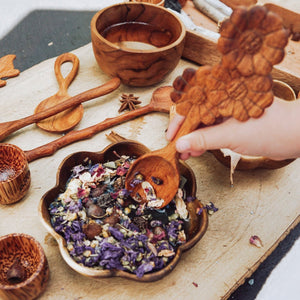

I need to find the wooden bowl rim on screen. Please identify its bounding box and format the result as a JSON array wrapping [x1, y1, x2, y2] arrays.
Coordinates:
[[0, 233, 47, 289], [0, 143, 28, 182], [38, 140, 208, 282], [91, 2, 186, 54]]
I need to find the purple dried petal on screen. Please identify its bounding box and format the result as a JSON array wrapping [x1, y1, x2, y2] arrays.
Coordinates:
[[109, 226, 124, 241], [186, 196, 196, 202], [135, 262, 154, 278]]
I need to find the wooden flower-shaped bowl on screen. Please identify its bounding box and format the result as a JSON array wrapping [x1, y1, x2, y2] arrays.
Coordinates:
[[91, 2, 186, 87], [39, 140, 208, 282], [0, 233, 49, 300]]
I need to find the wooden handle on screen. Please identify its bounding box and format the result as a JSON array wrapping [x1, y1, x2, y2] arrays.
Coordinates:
[[24, 104, 154, 162], [54, 53, 79, 95], [0, 77, 121, 142]]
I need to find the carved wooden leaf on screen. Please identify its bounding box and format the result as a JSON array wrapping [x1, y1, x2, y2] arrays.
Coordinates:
[[171, 5, 288, 124], [0, 54, 20, 87]]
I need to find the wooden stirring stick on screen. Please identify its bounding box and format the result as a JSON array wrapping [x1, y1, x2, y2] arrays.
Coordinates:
[[125, 5, 290, 208]]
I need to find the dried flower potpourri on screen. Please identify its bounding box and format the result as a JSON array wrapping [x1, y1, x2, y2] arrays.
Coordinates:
[[49, 154, 193, 278]]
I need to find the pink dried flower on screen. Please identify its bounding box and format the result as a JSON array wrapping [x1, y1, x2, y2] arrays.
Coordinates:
[[249, 235, 263, 248]]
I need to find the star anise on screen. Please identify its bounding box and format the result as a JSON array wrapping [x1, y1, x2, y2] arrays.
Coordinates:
[[118, 93, 141, 113]]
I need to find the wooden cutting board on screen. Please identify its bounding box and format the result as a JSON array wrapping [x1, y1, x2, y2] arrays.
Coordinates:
[[182, 0, 300, 94], [0, 41, 299, 299]]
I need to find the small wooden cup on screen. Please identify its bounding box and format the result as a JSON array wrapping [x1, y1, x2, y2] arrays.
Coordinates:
[[91, 2, 186, 86], [0, 233, 49, 300], [0, 144, 30, 205]]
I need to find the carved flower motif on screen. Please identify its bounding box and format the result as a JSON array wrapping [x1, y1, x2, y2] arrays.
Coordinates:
[[207, 64, 273, 121], [171, 66, 219, 125], [218, 5, 289, 76]]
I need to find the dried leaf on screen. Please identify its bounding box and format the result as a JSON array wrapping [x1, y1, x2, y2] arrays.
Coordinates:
[[0, 54, 20, 87]]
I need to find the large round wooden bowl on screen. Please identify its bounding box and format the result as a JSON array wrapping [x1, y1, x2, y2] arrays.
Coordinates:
[[91, 3, 186, 87], [0, 233, 49, 300], [211, 80, 297, 170], [39, 140, 208, 282]]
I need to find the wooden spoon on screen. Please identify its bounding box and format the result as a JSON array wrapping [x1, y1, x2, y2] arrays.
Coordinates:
[[125, 5, 290, 208], [0, 77, 120, 142], [124, 106, 199, 208], [34, 52, 83, 133]]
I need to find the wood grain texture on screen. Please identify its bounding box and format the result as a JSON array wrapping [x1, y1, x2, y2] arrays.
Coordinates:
[[0, 55, 20, 87], [182, 1, 300, 94], [0, 76, 121, 142], [0, 233, 49, 300], [1, 43, 299, 300], [91, 3, 185, 86], [0, 144, 30, 205], [34, 52, 83, 133]]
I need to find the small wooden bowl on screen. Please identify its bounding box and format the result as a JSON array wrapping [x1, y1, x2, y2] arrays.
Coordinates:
[[39, 140, 208, 282], [0, 233, 49, 300], [91, 2, 186, 86], [0, 144, 31, 205], [211, 80, 297, 170]]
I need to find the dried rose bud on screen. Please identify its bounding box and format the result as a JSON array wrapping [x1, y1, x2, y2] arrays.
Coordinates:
[[83, 223, 102, 240], [153, 226, 166, 236], [6, 258, 26, 284], [249, 235, 263, 248], [104, 213, 120, 226], [90, 185, 107, 198], [86, 204, 104, 218]]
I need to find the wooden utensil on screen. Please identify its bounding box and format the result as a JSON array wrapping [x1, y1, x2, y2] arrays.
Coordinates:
[[0, 86, 172, 204], [24, 86, 173, 162], [125, 5, 290, 208], [125, 105, 199, 207], [34, 52, 83, 133], [0, 77, 120, 142], [0, 233, 49, 300]]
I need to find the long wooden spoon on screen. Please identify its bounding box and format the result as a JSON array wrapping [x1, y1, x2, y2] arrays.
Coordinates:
[[0, 77, 120, 142], [34, 52, 83, 133], [24, 86, 173, 162]]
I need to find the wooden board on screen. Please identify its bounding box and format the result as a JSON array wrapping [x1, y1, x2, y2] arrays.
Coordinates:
[[0, 42, 299, 299], [182, 0, 300, 94]]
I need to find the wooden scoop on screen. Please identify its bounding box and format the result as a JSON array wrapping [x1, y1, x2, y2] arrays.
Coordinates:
[[34, 52, 83, 133], [0, 77, 120, 142], [125, 5, 290, 208], [125, 106, 199, 208]]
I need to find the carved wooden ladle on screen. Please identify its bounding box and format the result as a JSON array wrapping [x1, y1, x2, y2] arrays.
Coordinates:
[[0, 86, 173, 204], [125, 5, 290, 208]]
